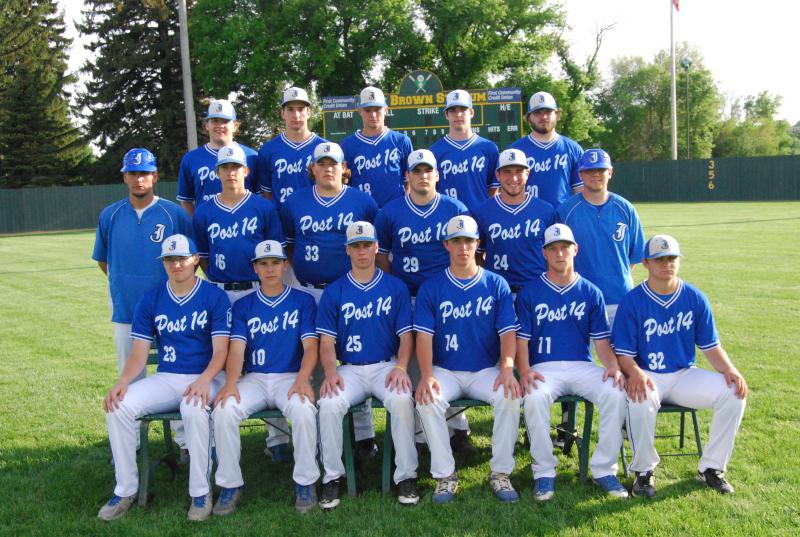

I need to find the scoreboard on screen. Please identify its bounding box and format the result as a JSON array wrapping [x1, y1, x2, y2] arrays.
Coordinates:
[[322, 87, 525, 150]]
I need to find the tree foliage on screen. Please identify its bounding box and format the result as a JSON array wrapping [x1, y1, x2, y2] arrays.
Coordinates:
[[713, 92, 797, 157]]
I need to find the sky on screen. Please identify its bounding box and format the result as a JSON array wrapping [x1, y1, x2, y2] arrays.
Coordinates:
[[59, 0, 800, 123]]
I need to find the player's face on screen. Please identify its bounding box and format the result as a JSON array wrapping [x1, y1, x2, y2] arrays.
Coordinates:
[[312, 158, 344, 190], [205, 118, 236, 146], [253, 258, 287, 285], [162, 255, 198, 284], [528, 108, 560, 135], [543, 241, 577, 274], [406, 164, 438, 197], [123, 171, 158, 198], [643, 255, 681, 282], [281, 102, 311, 131], [579, 167, 612, 193], [346, 241, 378, 270], [445, 236, 479, 268], [445, 106, 474, 130], [358, 106, 386, 131], [217, 163, 248, 191], [496, 165, 529, 198]]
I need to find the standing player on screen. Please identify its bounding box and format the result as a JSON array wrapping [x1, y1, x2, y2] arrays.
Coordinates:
[[177, 99, 259, 217], [211, 240, 320, 515], [93, 148, 191, 382], [472, 148, 556, 293], [515, 223, 628, 501], [316, 222, 418, 508], [340, 86, 413, 208], [414, 215, 522, 504], [557, 149, 645, 327], [257, 87, 327, 208], [509, 91, 583, 209], [97, 234, 230, 521], [429, 89, 499, 211], [613, 235, 748, 497]]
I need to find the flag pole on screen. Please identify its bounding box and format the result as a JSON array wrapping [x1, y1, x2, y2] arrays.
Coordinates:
[[670, 0, 678, 160]]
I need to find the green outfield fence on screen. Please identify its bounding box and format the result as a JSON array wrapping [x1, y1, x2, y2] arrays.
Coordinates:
[[1, 156, 799, 235]]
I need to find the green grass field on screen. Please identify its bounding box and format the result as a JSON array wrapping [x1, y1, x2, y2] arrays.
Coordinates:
[[1, 201, 798, 536]]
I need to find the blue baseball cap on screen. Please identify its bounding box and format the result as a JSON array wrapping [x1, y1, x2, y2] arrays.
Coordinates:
[[444, 89, 472, 110], [644, 235, 682, 259], [408, 149, 437, 170], [121, 148, 157, 173], [543, 223, 577, 247], [313, 142, 345, 163], [205, 99, 236, 121], [359, 86, 388, 108], [578, 148, 613, 171], [445, 215, 480, 240], [158, 234, 197, 258], [252, 240, 287, 261], [217, 144, 247, 167], [527, 91, 558, 114], [346, 221, 378, 245]]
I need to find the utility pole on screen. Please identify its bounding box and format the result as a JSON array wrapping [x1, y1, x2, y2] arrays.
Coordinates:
[[177, 0, 198, 150]]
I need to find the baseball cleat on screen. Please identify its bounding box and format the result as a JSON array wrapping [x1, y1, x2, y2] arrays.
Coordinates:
[[450, 430, 478, 456], [632, 471, 656, 498], [97, 494, 137, 521], [355, 438, 379, 460], [319, 478, 342, 510], [697, 469, 734, 494], [432, 473, 458, 504], [397, 478, 420, 505], [265, 443, 293, 463], [594, 475, 629, 498], [489, 472, 519, 502], [533, 477, 555, 501], [295, 483, 318, 513], [187, 491, 213, 521], [212, 486, 242, 516]]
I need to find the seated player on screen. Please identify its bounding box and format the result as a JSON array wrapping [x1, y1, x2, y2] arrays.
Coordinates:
[[414, 215, 521, 504], [316, 222, 418, 508], [515, 223, 628, 501], [98, 235, 230, 521], [211, 240, 320, 515], [613, 235, 748, 497]]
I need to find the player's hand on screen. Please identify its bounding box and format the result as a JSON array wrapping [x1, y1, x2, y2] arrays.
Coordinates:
[[184, 377, 212, 407], [385, 366, 412, 394], [493, 368, 521, 399], [723, 367, 749, 399], [625, 369, 655, 402], [213, 382, 240, 408], [415, 375, 441, 405], [320, 372, 345, 398], [288, 378, 316, 404], [519, 369, 546, 394], [103, 381, 129, 412], [603, 367, 626, 390]]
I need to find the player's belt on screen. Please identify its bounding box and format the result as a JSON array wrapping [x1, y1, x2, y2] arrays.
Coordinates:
[[340, 358, 392, 366], [216, 281, 257, 291], [298, 280, 328, 290]]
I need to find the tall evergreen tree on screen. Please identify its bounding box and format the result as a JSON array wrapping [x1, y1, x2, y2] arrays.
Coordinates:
[[0, 0, 90, 188], [77, 0, 195, 183]]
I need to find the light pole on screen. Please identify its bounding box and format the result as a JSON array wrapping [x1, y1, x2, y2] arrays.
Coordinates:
[[681, 55, 693, 159]]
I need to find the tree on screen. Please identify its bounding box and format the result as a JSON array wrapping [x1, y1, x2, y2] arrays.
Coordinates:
[[0, 0, 90, 188], [713, 92, 796, 157], [594, 44, 722, 161], [77, 0, 196, 183]]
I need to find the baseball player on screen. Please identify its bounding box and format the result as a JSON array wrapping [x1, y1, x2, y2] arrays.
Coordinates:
[[515, 223, 628, 501], [177, 99, 259, 217], [340, 86, 413, 208], [257, 87, 327, 208], [472, 148, 556, 294], [374, 149, 475, 452], [429, 89, 500, 211], [97, 234, 231, 521], [316, 221, 418, 508], [613, 235, 748, 497], [508, 91, 583, 209], [557, 149, 645, 327], [414, 215, 522, 504], [280, 141, 380, 453], [93, 148, 192, 383], [211, 240, 320, 515]]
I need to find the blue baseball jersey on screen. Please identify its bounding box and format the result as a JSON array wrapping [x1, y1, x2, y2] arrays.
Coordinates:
[[612, 280, 720, 374], [193, 192, 285, 283], [280, 185, 379, 285], [177, 143, 259, 206], [316, 270, 412, 364], [256, 133, 327, 207], [472, 194, 556, 289], [429, 134, 499, 212], [516, 274, 610, 364], [131, 278, 231, 374], [414, 268, 517, 372], [93, 197, 192, 323], [340, 129, 413, 207], [557, 192, 645, 304], [374, 193, 468, 295], [230, 286, 318, 374], [508, 133, 583, 208]]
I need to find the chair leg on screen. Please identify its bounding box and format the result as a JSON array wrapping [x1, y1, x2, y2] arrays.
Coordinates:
[[579, 402, 593, 483], [690, 410, 703, 456], [679, 410, 686, 449], [343, 412, 357, 497], [562, 400, 577, 455], [382, 410, 393, 495], [138, 421, 150, 507]]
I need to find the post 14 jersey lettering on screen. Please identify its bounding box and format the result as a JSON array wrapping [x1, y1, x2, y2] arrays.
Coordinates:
[[340, 129, 413, 208], [177, 143, 259, 207], [257, 133, 328, 207], [429, 134, 500, 212], [508, 134, 583, 208]]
